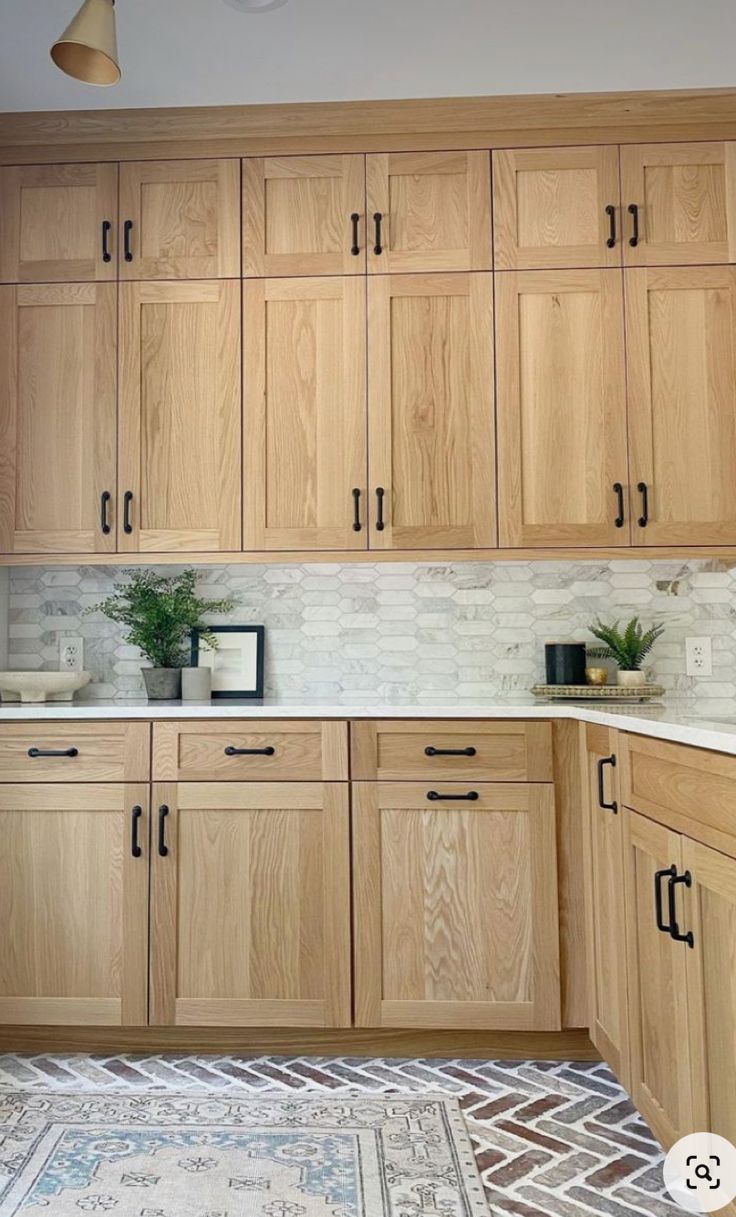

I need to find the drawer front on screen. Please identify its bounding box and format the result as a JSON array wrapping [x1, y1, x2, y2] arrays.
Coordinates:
[[0, 722, 150, 782], [351, 720, 553, 781], [153, 720, 348, 781]]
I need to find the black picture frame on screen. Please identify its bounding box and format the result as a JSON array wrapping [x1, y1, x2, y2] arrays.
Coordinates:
[[190, 625, 265, 701]]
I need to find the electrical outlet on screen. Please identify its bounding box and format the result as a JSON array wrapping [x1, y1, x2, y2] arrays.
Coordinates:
[[59, 637, 84, 673], [685, 636, 712, 677]]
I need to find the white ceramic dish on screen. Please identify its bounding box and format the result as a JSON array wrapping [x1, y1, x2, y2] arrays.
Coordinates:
[[0, 671, 92, 703]]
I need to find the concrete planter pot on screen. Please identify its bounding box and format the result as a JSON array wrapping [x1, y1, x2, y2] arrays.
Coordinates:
[[616, 669, 647, 688], [142, 667, 182, 700]]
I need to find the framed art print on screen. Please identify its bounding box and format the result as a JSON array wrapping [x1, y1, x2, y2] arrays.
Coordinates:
[[190, 625, 265, 700]]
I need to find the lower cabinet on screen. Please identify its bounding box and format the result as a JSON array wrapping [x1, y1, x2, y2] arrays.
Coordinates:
[[352, 781, 561, 1029]]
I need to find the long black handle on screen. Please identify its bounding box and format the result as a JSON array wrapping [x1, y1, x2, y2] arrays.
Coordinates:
[[123, 490, 134, 535], [628, 203, 640, 247], [352, 488, 362, 533], [425, 746, 477, 757], [100, 490, 112, 536], [637, 482, 649, 528], [427, 790, 479, 802], [375, 487, 385, 532], [613, 482, 625, 529], [655, 865, 677, 933], [101, 219, 112, 263], [224, 745, 275, 757], [668, 871, 694, 947], [350, 213, 360, 256], [123, 219, 134, 262], [158, 804, 169, 857], [605, 204, 616, 249], [596, 755, 618, 812], [28, 746, 78, 759], [373, 212, 383, 255], [131, 805, 143, 859]]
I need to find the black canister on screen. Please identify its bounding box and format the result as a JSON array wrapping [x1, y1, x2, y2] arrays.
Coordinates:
[[545, 642, 587, 686]]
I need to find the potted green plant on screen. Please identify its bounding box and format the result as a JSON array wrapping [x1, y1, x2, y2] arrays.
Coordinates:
[[90, 569, 234, 700], [588, 616, 664, 688]]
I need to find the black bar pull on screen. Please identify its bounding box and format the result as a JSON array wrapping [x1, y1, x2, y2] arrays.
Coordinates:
[[123, 219, 134, 262], [352, 488, 362, 533], [373, 212, 383, 255], [224, 745, 275, 756], [628, 203, 640, 247], [605, 204, 616, 249], [101, 219, 112, 263], [655, 864, 677, 934], [427, 790, 479, 802], [100, 490, 112, 536], [375, 487, 385, 532], [425, 746, 477, 757], [131, 805, 143, 859], [158, 804, 169, 857], [637, 482, 649, 528], [613, 482, 625, 529], [596, 755, 618, 813], [28, 746, 78, 759], [123, 490, 134, 535], [350, 213, 360, 256], [668, 870, 694, 947]]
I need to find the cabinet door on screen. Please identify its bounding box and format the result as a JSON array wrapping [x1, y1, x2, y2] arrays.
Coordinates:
[[354, 782, 561, 1030], [623, 809, 693, 1148], [0, 783, 148, 1026], [0, 283, 117, 555], [0, 163, 118, 283], [496, 270, 629, 547], [244, 277, 367, 551], [493, 146, 621, 269], [368, 273, 496, 550], [366, 151, 492, 273], [120, 160, 240, 279], [582, 725, 630, 1085], [626, 266, 736, 545], [150, 782, 351, 1027], [243, 155, 366, 276], [621, 143, 736, 266], [119, 280, 241, 553]]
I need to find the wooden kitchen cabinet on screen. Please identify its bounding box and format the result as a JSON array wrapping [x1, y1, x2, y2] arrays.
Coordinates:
[[0, 282, 117, 555], [368, 272, 496, 549], [353, 781, 561, 1030], [0, 783, 149, 1026], [243, 277, 367, 550], [496, 269, 630, 548], [150, 782, 351, 1027], [118, 279, 241, 553]]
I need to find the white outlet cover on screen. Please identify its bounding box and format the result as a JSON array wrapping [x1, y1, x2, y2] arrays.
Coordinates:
[[685, 636, 712, 677]]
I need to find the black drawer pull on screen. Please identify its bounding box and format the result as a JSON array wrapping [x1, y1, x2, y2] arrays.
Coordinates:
[[668, 870, 694, 947], [28, 747, 78, 759], [224, 745, 275, 757], [350, 212, 360, 256], [375, 486, 385, 532], [637, 481, 649, 528], [628, 203, 640, 247], [101, 219, 112, 263], [123, 490, 134, 535], [158, 804, 169, 857], [613, 482, 625, 528], [605, 204, 616, 248], [373, 212, 383, 255], [596, 755, 618, 813], [124, 219, 134, 262], [131, 805, 143, 859], [100, 490, 112, 536], [655, 864, 677, 933], [427, 790, 479, 802], [352, 487, 362, 532], [425, 746, 477, 757]]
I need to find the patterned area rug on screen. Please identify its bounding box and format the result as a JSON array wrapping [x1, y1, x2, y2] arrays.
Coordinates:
[[0, 1090, 489, 1217]]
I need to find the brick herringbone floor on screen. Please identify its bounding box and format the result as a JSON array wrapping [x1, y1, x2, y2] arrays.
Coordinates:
[[0, 1054, 681, 1216]]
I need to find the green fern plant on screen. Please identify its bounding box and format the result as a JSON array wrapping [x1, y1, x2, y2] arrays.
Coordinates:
[[588, 616, 664, 672]]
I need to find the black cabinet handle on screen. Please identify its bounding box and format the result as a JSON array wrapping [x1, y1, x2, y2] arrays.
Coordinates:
[[637, 481, 649, 528], [131, 805, 143, 859], [158, 804, 169, 857], [100, 490, 112, 536], [123, 490, 134, 535], [123, 219, 134, 262], [596, 755, 618, 812], [605, 204, 616, 249], [101, 219, 112, 263], [373, 212, 383, 255], [613, 482, 625, 529], [28, 746, 78, 759], [224, 745, 275, 756], [628, 203, 640, 247], [427, 790, 479, 802], [375, 487, 385, 532], [352, 488, 362, 532], [350, 213, 360, 256], [668, 870, 694, 947], [425, 746, 477, 757], [655, 864, 677, 934]]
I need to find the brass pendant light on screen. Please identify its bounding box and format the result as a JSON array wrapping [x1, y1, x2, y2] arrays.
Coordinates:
[[51, 0, 120, 86]]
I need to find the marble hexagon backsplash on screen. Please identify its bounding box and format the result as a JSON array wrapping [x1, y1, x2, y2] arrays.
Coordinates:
[[4, 559, 736, 711]]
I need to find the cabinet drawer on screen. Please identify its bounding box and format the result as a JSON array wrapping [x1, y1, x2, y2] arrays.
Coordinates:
[[153, 720, 349, 781], [0, 722, 149, 782], [351, 720, 553, 781]]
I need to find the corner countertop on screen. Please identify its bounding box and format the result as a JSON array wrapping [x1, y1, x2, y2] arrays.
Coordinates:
[[1, 697, 736, 758]]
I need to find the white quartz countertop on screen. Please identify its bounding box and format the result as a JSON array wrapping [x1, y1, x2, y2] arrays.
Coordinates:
[[2, 697, 736, 757]]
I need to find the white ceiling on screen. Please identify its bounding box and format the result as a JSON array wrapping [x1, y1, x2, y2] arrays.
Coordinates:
[[1, 0, 735, 113]]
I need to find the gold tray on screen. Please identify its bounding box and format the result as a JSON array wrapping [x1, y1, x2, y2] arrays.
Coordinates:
[[531, 683, 665, 703]]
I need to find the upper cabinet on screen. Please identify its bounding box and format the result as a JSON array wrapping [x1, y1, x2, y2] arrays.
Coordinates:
[[243, 155, 366, 276], [119, 159, 240, 279], [366, 151, 492, 272], [494, 147, 621, 270], [0, 163, 118, 283], [621, 142, 736, 266]]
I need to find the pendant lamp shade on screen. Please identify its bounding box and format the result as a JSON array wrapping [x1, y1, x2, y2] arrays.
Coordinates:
[[51, 0, 120, 86]]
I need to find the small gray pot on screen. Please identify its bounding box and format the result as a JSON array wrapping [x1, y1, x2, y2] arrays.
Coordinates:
[[142, 667, 182, 700]]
